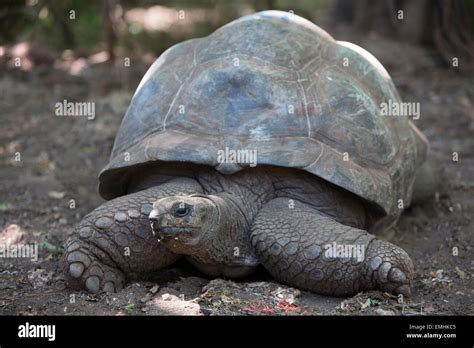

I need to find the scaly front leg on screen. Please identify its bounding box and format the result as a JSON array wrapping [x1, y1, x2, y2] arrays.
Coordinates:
[[62, 178, 203, 293], [251, 198, 414, 296]]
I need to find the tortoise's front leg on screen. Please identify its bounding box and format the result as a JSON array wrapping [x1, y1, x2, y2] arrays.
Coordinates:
[[251, 198, 414, 297], [62, 178, 202, 293]]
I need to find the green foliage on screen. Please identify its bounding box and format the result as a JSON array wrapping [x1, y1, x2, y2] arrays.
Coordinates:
[[34, 0, 103, 50], [41, 241, 63, 254], [1, 0, 102, 49], [124, 303, 135, 311], [0, 203, 11, 211], [0, 0, 334, 54], [1, 0, 472, 58], [465, 0, 474, 33]]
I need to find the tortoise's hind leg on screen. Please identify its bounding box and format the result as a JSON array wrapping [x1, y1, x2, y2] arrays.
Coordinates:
[[250, 198, 414, 297], [411, 154, 441, 205], [62, 178, 202, 293]]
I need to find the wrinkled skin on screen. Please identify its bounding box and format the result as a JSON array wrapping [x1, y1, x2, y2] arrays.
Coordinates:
[[62, 165, 427, 296]]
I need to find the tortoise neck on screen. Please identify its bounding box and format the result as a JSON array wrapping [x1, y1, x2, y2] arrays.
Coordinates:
[[196, 168, 274, 220]]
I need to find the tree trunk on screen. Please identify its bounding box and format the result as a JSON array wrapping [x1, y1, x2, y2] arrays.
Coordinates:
[[334, 0, 474, 71]]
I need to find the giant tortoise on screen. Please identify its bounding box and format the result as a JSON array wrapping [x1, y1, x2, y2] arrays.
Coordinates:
[[62, 11, 435, 297]]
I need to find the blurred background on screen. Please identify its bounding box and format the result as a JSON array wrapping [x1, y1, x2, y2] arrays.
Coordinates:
[[1, 0, 473, 78]]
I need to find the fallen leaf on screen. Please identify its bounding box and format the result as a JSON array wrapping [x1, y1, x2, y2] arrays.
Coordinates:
[[48, 191, 65, 199], [455, 266, 465, 279], [370, 299, 381, 306], [149, 284, 159, 294], [124, 303, 135, 311], [42, 241, 62, 254], [361, 298, 371, 309]]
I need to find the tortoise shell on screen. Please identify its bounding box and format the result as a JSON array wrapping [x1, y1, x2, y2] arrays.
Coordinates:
[[99, 10, 428, 221]]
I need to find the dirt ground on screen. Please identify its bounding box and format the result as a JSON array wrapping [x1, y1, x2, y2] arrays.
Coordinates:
[[0, 24, 473, 316]]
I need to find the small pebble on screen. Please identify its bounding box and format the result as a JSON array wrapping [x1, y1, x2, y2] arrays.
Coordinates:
[[375, 308, 395, 316], [200, 307, 213, 315]]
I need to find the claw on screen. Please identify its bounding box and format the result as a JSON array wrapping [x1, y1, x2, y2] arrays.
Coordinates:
[[365, 239, 414, 296]]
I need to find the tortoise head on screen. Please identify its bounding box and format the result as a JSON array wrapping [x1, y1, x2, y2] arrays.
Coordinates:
[[149, 194, 219, 254]]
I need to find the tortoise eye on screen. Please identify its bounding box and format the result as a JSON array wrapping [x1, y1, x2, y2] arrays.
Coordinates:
[[174, 206, 191, 218]]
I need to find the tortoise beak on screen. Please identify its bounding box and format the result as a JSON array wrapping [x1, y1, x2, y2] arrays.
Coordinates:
[[149, 209, 164, 237], [149, 209, 161, 222], [149, 208, 189, 241]]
